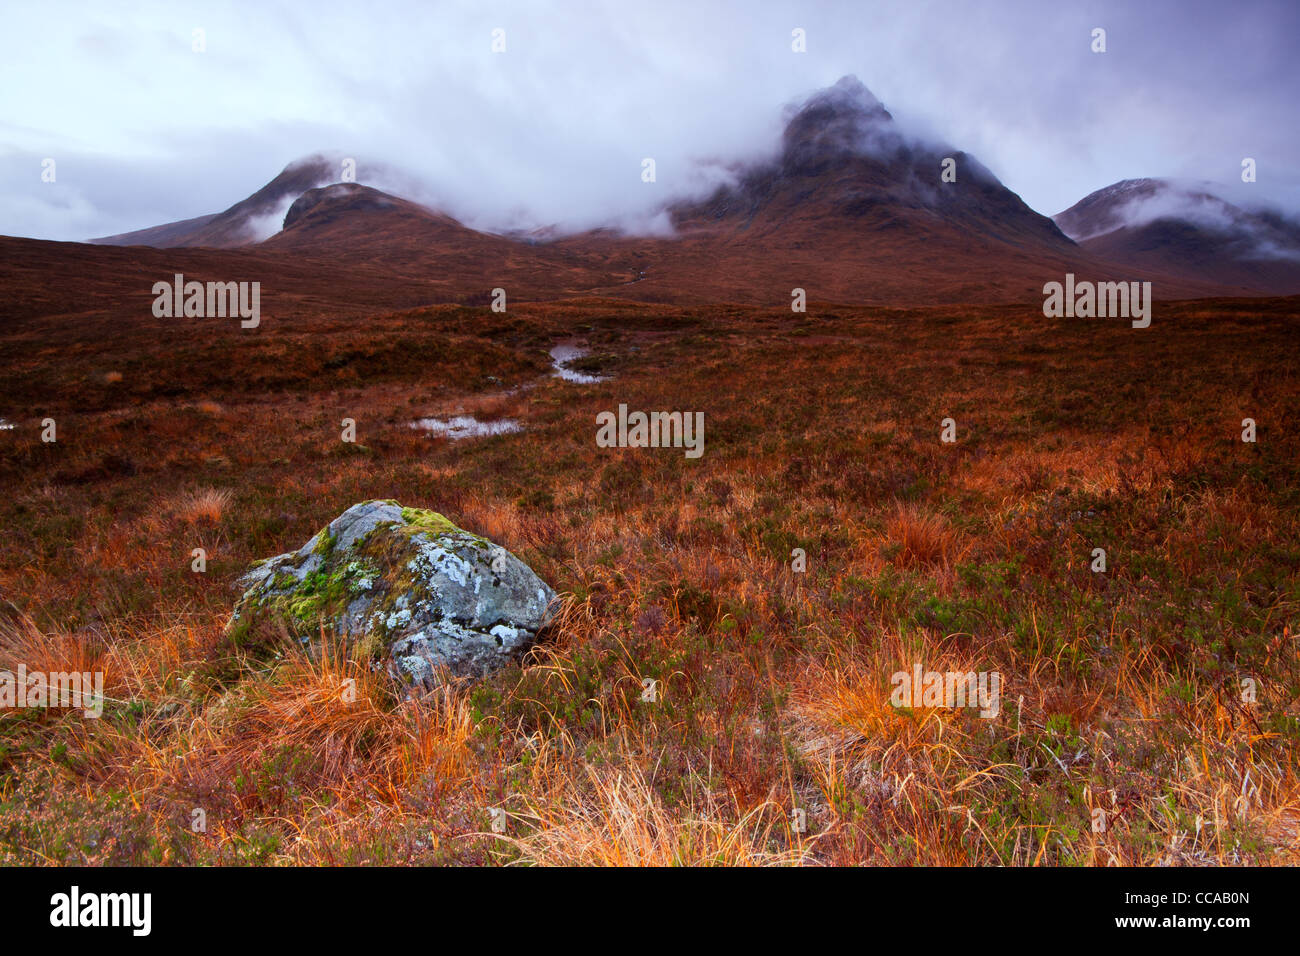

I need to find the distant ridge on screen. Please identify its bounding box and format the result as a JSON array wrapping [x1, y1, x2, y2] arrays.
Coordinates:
[[62, 79, 1284, 303], [89, 154, 342, 249], [1055, 178, 1300, 295]]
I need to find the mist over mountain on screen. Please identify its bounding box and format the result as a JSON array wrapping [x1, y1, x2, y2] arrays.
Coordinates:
[[89, 76, 1073, 257], [59, 76, 1258, 305], [87, 155, 337, 248], [4, 2, 1300, 886], [1055, 178, 1300, 294], [7, 0, 1300, 247], [671, 76, 1071, 251]]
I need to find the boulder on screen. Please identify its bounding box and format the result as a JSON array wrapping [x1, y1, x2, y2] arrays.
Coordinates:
[[231, 500, 556, 686]]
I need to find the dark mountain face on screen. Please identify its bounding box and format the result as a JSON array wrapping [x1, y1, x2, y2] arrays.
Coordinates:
[[1055, 179, 1300, 295], [780, 76, 901, 177], [670, 76, 1072, 253]]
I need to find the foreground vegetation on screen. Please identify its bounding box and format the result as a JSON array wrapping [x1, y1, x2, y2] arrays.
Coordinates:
[[1, 295, 1297, 865]]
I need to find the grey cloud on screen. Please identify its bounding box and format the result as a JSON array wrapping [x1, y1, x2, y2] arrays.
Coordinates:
[[0, 0, 1296, 242]]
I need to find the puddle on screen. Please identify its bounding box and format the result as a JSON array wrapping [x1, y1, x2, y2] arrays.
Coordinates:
[[409, 416, 523, 439], [550, 344, 608, 384]]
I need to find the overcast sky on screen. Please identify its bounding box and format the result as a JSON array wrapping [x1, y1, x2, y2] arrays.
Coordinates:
[[2, 0, 1297, 241]]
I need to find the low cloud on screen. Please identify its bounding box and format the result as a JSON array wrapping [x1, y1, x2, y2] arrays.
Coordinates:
[[1, 0, 1297, 242]]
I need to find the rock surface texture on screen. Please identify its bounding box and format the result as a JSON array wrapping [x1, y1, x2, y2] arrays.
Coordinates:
[[232, 500, 556, 686]]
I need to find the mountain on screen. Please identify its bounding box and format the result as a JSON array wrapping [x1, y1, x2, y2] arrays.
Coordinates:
[[89, 154, 342, 248], [673, 76, 1071, 251], [1054, 178, 1300, 295], [45, 77, 1272, 305], [267, 183, 494, 252], [0, 178, 637, 329], [565, 75, 1212, 304], [259, 182, 645, 295]]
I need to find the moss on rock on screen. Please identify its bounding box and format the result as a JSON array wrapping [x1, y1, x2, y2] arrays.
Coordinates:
[[231, 499, 557, 686]]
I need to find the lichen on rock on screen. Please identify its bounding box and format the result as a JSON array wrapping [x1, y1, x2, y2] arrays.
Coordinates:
[[231, 500, 557, 687]]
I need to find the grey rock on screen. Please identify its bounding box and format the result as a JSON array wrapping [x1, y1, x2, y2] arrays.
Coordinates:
[[231, 500, 557, 687]]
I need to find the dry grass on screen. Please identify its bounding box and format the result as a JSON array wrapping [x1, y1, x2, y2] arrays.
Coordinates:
[[882, 501, 967, 571], [494, 748, 809, 866], [0, 605, 110, 712], [1, 296, 1298, 866], [114, 641, 478, 813], [174, 487, 233, 525]]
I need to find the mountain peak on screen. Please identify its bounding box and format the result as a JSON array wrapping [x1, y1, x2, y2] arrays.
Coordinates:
[[1054, 178, 1233, 241], [1056, 177, 1300, 293], [89, 153, 343, 248], [282, 152, 342, 175], [782, 75, 898, 174], [815, 75, 886, 113]]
